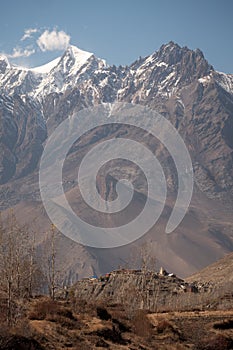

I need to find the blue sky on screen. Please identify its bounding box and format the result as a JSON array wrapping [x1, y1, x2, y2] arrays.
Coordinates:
[[0, 0, 232, 73]]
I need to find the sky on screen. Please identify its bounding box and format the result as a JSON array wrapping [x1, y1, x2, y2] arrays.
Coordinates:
[[0, 0, 232, 73]]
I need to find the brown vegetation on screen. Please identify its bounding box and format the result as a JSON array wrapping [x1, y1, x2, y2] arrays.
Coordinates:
[[0, 288, 233, 349], [0, 213, 233, 348]]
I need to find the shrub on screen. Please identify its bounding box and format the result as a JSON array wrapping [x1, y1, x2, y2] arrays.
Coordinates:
[[56, 308, 76, 320], [96, 307, 111, 321], [194, 334, 233, 350], [46, 314, 77, 329], [132, 310, 152, 338], [95, 338, 110, 348], [0, 334, 44, 350], [70, 297, 96, 316], [95, 327, 127, 345], [157, 319, 173, 333], [28, 299, 60, 320], [213, 319, 233, 330], [112, 318, 130, 333]]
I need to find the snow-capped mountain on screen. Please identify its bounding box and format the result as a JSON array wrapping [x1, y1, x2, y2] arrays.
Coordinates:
[[0, 45, 107, 98], [1, 42, 232, 103], [32, 45, 107, 97], [0, 41, 233, 279], [1, 41, 233, 196]]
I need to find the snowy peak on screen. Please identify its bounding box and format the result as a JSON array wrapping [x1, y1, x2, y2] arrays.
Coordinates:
[[155, 41, 212, 76], [0, 44, 107, 98], [0, 54, 11, 74], [124, 41, 215, 101], [32, 45, 107, 97], [156, 41, 204, 65], [214, 71, 233, 94], [30, 57, 61, 74], [64, 45, 93, 62], [30, 45, 94, 75], [156, 41, 182, 62], [57, 45, 94, 75]]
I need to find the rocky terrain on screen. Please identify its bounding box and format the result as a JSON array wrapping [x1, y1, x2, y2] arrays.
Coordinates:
[[1, 262, 233, 350], [186, 251, 233, 286], [73, 265, 233, 313], [73, 269, 202, 312], [0, 41, 233, 280]]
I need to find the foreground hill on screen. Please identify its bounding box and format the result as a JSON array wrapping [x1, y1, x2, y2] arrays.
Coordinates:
[[1, 283, 233, 349], [1, 261, 233, 349]]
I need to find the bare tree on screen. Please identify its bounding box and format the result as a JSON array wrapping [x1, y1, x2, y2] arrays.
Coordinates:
[[138, 241, 157, 272], [121, 241, 158, 311], [0, 211, 26, 323], [26, 228, 40, 298], [0, 210, 43, 323], [125, 240, 157, 272], [44, 224, 60, 300]]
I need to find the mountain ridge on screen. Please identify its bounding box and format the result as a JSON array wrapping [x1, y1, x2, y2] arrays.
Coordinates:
[[0, 42, 232, 100], [186, 251, 233, 285]]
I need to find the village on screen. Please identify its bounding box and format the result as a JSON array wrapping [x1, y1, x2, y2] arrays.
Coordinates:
[[80, 267, 212, 293], [72, 267, 217, 313]]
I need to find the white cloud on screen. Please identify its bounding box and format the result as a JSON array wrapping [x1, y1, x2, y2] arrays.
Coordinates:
[[37, 29, 70, 52], [2, 27, 70, 62], [21, 28, 38, 41], [7, 46, 35, 58]]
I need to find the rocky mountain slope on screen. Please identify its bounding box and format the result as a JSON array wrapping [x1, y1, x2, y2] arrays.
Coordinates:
[[0, 41, 233, 280], [186, 251, 233, 286]]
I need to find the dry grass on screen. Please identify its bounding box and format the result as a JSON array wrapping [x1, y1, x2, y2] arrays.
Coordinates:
[[1, 295, 233, 349]]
